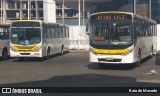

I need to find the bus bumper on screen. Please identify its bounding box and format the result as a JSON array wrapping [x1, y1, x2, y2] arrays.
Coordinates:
[[10, 51, 42, 58], [89, 52, 135, 64]]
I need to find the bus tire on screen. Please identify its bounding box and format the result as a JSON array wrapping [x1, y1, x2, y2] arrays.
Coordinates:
[[98, 63, 106, 68], [18, 58, 24, 61], [46, 48, 50, 60], [150, 46, 153, 58], [60, 44, 64, 54], [135, 50, 141, 67], [2, 48, 8, 61]]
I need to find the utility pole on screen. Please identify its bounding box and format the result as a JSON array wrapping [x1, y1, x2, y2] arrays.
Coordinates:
[[1, 0, 2, 23], [2, 0, 4, 23], [62, 0, 64, 24], [83, 0, 84, 26], [134, 0, 136, 14], [149, 0, 151, 19], [28, 0, 30, 20], [78, 0, 81, 26]]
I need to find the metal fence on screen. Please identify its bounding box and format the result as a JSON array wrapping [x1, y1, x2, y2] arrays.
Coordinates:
[[69, 26, 89, 50]]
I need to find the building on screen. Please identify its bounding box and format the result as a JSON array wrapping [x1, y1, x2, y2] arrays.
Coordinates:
[[151, 0, 160, 23], [0, 0, 160, 50], [55, 0, 160, 50], [0, 0, 56, 23], [1, 0, 159, 25], [55, 0, 160, 25]]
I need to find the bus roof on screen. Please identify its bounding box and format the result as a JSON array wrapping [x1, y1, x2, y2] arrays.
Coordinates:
[[134, 14, 156, 24], [13, 20, 68, 24], [0, 23, 10, 27], [91, 11, 133, 16], [13, 20, 41, 22]]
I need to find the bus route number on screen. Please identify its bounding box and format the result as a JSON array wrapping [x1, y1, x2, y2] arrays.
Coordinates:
[[95, 36, 105, 40]]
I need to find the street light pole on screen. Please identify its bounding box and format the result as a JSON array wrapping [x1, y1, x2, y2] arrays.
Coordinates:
[[2, 0, 4, 23], [149, 0, 151, 19], [1, 0, 2, 23], [83, 0, 84, 26], [28, 0, 30, 20], [62, 0, 64, 24], [79, 0, 81, 26], [134, 0, 136, 14]]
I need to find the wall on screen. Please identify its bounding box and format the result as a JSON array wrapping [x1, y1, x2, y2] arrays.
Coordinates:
[[56, 18, 89, 26], [69, 26, 89, 50]]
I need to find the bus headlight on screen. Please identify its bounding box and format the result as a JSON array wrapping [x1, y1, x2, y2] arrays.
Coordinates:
[[121, 49, 133, 56], [34, 46, 41, 52], [10, 46, 16, 52], [90, 48, 98, 55]]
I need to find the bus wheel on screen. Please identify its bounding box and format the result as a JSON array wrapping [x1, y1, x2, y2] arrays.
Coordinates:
[[46, 48, 50, 60], [2, 49, 8, 61], [18, 58, 24, 61], [136, 50, 141, 67], [98, 63, 106, 68], [60, 45, 64, 54], [150, 47, 153, 58]]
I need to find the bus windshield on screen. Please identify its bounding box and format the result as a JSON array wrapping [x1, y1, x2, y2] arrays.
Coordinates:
[[11, 28, 41, 45], [90, 21, 133, 48]]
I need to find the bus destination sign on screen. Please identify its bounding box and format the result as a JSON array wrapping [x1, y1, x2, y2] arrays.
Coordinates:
[[91, 14, 132, 21]]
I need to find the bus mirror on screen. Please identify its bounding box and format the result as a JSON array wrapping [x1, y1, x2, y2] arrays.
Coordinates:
[[86, 26, 88, 31], [86, 21, 90, 35], [86, 31, 90, 35], [86, 26, 90, 35], [86, 22, 90, 35]]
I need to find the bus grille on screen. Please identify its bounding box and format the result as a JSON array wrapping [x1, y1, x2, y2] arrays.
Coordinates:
[[98, 58, 122, 62], [11, 45, 39, 52], [20, 53, 31, 55], [16, 46, 35, 49]]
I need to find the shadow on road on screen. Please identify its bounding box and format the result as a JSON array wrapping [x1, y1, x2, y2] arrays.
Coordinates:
[[87, 56, 155, 70], [0, 74, 160, 87], [0, 74, 159, 96], [87, 63, 136, 70], [11, 51, 69, 62]]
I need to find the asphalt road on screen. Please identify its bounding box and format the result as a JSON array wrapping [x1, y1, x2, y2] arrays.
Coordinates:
[[0, 50, 160, 96]]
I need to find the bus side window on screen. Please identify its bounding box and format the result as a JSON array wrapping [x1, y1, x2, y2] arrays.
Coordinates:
[[43, 27, 47, 40], [6, 28, 10, 39], [0, 27, 9, 39], [51, 27, 54, 38]]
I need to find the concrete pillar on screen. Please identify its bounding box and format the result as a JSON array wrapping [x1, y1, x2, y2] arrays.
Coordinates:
[[43, 0, 56, 23]]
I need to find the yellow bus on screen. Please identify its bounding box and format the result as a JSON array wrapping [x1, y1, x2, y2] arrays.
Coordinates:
[[10, 20, 69, 60], [86, 11, 157, 66]]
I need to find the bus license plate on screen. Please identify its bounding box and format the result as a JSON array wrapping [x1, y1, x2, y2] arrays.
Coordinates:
[[106, 57, 113, 61]]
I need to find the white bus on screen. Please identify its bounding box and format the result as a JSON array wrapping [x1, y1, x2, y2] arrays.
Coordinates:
[[0, 23, 10, 60], [10, 20, 69, 60], [86, 11, 157, 66]]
